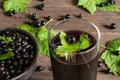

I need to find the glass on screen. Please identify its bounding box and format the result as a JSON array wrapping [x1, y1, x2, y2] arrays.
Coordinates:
[[48, 18, 100, 80]]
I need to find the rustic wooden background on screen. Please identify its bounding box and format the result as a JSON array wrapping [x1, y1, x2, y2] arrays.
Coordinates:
[[0, 0, 120, 80]]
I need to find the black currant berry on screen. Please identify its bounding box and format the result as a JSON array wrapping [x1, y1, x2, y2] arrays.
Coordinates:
[[110, 23, 117, 29], [66, 35, 77, 44], [105, 69, 112, 74], [109, 0, 115, 4], [98, 61, 103, 67], [100, 3, 105, 7], [13, 10, 17, 14], [0, 40, 5, 46], [36, 66, 43, 71], [38, 4, 45, 10], [114, 50, 120, 55], [41, 20, 46, 26], [47, 16, 52, 20], [65, 14, 71, 19]]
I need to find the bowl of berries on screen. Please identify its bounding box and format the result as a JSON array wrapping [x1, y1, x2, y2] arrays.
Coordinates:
[[0, 28, 39, 80]]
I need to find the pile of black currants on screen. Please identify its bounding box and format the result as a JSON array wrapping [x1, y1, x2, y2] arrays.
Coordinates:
[[27, 13, 46, 28], [0, 28, 38, 80]]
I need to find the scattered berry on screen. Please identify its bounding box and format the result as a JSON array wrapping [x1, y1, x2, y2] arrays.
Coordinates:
[[114, 50, 120, 55], [65, 14, 71, 19], [100, 3, 105, 7], [105, 69, 112, 74], [110, 23, 117, 29], [38, 3, 45, 10], [36, 66, 43, 71], [47, 16, 52, 20], [98, 61, 103, 67], [41, 20, 46, 26]]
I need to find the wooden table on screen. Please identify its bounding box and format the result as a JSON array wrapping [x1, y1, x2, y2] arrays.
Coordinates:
[[0, 0, 120, 80]]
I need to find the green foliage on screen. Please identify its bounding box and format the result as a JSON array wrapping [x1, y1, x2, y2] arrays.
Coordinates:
[[0, 36, 14, 60], [55, 31, 90, 57], [3, 0, 31, 12], [101, 38, 120, 76], [77, 0, 119, 14]]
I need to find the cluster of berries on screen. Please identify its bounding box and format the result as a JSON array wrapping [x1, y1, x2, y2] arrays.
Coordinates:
[[100, 0, 116, 7]]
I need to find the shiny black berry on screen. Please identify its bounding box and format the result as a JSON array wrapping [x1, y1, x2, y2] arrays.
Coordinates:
[[47, 16, 52, 20], [66, 35, 77, 44], [114, 51, 120, 55], [105, 69, 112, 74], [110, 23, 117, 29], [13, 10, 17, 14], [65, 14, 71, 19], [98, 61, 103, 67], [41, 20, 46, 26], [100, 3, 105, 7], [0, 40, 5, 45], [109, 0, 115, 4], [36, 66, 43, 71], [38, 3, 45, 10]]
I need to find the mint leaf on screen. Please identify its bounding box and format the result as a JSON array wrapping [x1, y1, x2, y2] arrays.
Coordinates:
[[77, 0, 119, 14], [97, 5, 119, 12], [101, 38, 120, 76], [17, 22, 55, 57], [55, 32, 90, 57], [0, 50, 14, 60], [3, 0, 31, 12]]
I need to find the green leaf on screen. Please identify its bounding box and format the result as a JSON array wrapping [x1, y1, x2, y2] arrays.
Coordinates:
[[101, 50, 120, 76], [101, 38, 120, 76], [106, 38, 120, 51], [37, 27, 55, 57], [17, 24, 39, 36], [0, 36, 14, 60], [55, 32, 90, 57], [97, 5, 119, 12], [17, 23, 56, 57], [0, 50, 14, 60], [79, 33, 90, 50], [77, 0, 119, 14], [0, 36, 12, 43], [3, 0, 31, 12]]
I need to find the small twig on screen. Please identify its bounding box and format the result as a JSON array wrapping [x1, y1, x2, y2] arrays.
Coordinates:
[[43, 19, 53, 28], [78, 51, 90, 68]]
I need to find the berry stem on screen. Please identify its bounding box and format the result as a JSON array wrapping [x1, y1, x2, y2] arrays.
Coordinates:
[[79, 51, 90, 68], [100, 44, 113, 50], [42, 19, 53, 28]]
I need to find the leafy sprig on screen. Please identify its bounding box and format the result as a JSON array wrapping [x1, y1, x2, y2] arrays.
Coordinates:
[[101, 38, 120, 76], [77, 0, 119, 14], [3, 0, 31, 13], [55, 31, 91, 57], [0, 36, 14, 60]]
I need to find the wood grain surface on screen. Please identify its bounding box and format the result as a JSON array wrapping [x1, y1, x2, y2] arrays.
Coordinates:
[[0, 0, 120, 80]]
